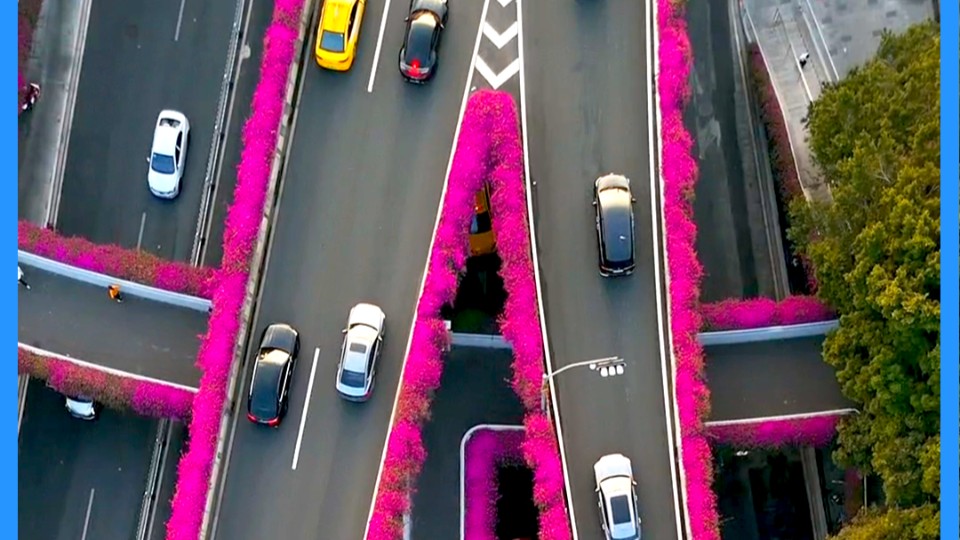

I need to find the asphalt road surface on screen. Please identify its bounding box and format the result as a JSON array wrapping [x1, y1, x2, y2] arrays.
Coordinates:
[[146, 421, 189, 540], [17, 265, 206, 387], [19, 379, 157, 540], [523, 2, 684, 539], [210, 2, 485, 539], [56, 0, 235, 262], [411, 346, 525, 540], [704, 336, 852, 421]]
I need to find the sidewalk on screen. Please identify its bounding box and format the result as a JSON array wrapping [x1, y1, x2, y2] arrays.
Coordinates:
[[740, 0, 934, 204], [18, 0, 90, 224]]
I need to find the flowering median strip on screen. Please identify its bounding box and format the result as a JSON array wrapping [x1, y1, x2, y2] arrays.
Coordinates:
[[368, 90, 573, 539], [164, 0, 305, 538], [707, 414, 842, 449], [19, 221, 216, 298], [18, 346, 194, 421], [463, 428, 525, 540], [700, 295, 834, 331], [656, 0, 721, 538]]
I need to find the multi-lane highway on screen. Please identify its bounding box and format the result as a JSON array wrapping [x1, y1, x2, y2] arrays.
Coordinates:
[[705, 336, 853, 421], [209, 2, 485, 539], [523, 2, 684, 539], [411, 346, 525, 539], [19, 379, 158, 540], [55, 0, 236, 262], [17, 265, 206, 386]]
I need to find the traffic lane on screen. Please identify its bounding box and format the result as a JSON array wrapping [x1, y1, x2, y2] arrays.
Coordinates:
[[19, 379, 157, 540], [17, 265, 205, 387], [211, 2, 485, 539], [56, 0, 234, 262], [200, 0, 275, 268], [523, 2, 681, 539], [147, 421, 189, 540], [411, 346, 526, 540], [704, 336, 852, 421], [688, 0, 772, 302]]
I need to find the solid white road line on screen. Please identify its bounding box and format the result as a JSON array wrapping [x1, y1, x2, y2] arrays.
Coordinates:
[[362, 1, 493, 537], [705, 408, 859, 426], [175, 0, 186, 42], [291, 347, 321, 470], [645, 0, 686, 537], [367, 0, 394, 93], [81, 488, 95, 540], [18, 375, 29, 434], [137, 211, 147, 250]]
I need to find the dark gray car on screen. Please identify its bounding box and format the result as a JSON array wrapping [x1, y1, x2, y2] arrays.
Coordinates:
[[593, 174, 637, 276]]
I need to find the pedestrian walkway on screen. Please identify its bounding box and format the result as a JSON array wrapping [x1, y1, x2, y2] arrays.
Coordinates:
[[740, 0, 934, 205], [18, 263, 207, 387], [18, 0, 91, 224]]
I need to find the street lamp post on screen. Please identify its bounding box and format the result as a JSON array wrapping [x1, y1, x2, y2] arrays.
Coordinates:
[[540, 356, 626, 413]]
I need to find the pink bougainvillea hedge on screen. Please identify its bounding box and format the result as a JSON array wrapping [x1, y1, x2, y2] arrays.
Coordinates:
[[700, 295, 834, 331], [164, 0, 305, 538], [484, 92, 572, 540], [464, 429, 525, 540], [18, 221, 216, 298], [657, 0, 722, 538], [18, 347, 194, 420], [706, 414, 841, 449], [368, 91, 500, 540]]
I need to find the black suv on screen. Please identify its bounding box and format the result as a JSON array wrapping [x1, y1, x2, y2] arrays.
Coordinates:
[[593, 174, 636, 277]]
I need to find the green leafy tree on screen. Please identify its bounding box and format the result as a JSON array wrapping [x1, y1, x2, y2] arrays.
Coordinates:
[[829, 504, 939, 540], [788, 20, 940, 535]]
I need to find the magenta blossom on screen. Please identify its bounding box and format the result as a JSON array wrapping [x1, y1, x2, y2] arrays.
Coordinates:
[[700, 295, 834, 331], [707, 415, 841, 448]]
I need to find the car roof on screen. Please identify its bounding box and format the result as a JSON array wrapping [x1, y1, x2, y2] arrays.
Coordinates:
[[600, 193, 634, 262], [343, 337, 372, 372], [322, 0, 354, 32], [404, 13, 437, 63], [153, 124, 179, 155]]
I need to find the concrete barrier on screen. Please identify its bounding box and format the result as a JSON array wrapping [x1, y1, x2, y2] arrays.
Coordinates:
[[18, 250, 212, 312], [698, 319, 839, 346]]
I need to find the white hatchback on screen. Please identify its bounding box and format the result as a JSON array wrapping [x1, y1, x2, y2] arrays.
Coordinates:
[[147, 110, 190, 199], [65, 395, 97, 421]]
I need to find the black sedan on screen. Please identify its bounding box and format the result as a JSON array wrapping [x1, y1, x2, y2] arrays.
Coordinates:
[[247, 323, 300, 427], [593, 174, 637, 277], [399, 0, 448, 83]]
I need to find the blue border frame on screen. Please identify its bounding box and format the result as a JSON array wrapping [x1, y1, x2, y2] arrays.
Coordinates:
[[940, 4, 957, 540]]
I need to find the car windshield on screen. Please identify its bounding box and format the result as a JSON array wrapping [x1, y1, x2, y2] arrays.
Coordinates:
[[470, 212, 492, 234], [151, 153, 176, 174], [321, 30, 345, 52], [340, 369, 366, 388]]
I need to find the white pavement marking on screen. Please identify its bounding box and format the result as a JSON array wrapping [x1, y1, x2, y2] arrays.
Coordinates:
[[362, 0, 493, 537], [474, 57, 520, 90], [18, 343, 200, 392], [496, 0, 514, 6], [137, 211, 147, 250], [175, 0, 186, 42], [513, 0, 581, 534], [291, 348, 321, 470], [18, 375, 29, 434], [482, 21, 518, 49], [646, 0, 686, 536], [367, 0, 394, 93], [81, 488, 95, 540]]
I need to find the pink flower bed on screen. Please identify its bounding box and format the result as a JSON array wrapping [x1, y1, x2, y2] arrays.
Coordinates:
[[700, 295, 834, 331], [464, 429, 525, 540], [483, 92, 572, 540], [706, 414, 841, 448], [164, 0, 305, 538], [18, 221, 216, 298], [368, 90, 499, 540], [18, 347, 194, 420], [657, 0, 722, 538]]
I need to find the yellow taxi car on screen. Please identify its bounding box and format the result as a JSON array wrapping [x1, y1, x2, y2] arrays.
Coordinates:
[[315, 0, 366, 71], [469, 185, 496, 257]]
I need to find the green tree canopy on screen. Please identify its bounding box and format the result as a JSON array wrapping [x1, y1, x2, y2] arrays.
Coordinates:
[[788, 20, 940, 536]]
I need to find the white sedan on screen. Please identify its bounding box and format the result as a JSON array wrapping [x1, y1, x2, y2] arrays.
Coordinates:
[[336, 303, 386, 402], [147, 110, 190, 199], [594, 453, 642, 540]]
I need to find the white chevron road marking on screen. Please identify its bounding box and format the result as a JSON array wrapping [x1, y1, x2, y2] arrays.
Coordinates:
[[482, 21, 518, 49], [475, 57, 520, 90]]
